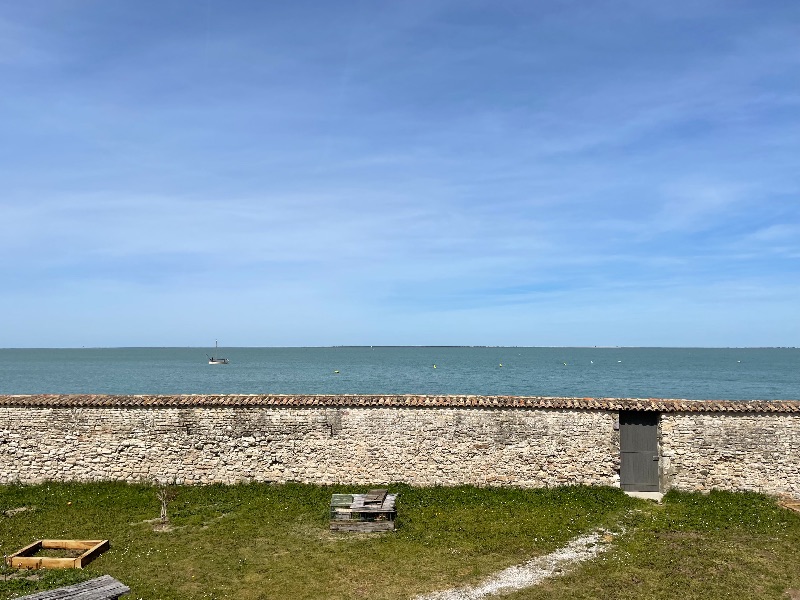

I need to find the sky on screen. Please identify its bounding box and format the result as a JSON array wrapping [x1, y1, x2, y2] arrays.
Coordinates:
[[1, 0, 799, 348]]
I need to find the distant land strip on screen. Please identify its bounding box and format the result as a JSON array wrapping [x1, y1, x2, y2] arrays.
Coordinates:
[[1, 395, 799, 412]]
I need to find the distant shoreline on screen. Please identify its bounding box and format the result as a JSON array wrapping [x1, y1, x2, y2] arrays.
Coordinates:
[[2, 345, 797, 350]]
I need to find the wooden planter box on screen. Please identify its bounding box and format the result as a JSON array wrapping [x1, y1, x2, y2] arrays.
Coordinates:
[[330, 489, 397, 532], [6, 540, 109, 569]]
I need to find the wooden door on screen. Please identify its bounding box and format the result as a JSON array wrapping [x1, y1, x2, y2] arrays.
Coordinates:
[[620, 411, 660, 492]]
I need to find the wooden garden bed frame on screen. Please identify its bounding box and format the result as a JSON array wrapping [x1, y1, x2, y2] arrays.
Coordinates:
[[6, 540, 109, 569]]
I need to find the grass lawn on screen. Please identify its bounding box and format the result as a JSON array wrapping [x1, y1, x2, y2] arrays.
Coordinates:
[[1, 482, 798, 599], [509, 490, 800, 600]]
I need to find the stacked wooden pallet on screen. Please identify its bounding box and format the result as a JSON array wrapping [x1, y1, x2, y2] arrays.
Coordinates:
[[330, 489, 397, 532]]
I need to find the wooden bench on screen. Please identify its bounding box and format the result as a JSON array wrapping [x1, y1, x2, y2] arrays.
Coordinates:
[[15, 575, 130, 599]]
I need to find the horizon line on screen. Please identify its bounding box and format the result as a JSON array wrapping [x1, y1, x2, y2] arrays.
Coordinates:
[[1, 345, 797, 350]]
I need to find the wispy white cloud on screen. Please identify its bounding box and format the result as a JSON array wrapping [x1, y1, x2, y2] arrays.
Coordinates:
[[1, 0, 799, 346]]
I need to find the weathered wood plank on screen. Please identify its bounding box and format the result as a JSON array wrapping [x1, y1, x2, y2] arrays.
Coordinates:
[[15, 574, 130, 599], [330, 494, 353, 507], [330, 521, 395, 532], [363, 489, 388, 505]]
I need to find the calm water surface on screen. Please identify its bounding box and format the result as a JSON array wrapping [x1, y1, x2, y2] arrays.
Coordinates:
[[0, 347, 798, 400]]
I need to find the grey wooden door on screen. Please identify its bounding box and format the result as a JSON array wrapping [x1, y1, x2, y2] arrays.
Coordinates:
[[620, 411, 660, 491]]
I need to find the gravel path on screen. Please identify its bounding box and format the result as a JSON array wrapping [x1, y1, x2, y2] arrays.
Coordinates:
[[414, 530, 612, 599]]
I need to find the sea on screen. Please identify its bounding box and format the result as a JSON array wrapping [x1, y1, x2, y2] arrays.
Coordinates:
[[0, 347, 798, 400]]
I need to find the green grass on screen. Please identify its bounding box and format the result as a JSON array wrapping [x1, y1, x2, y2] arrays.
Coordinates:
[[508, 490, 800, 600], [1, 483, 798, 599]]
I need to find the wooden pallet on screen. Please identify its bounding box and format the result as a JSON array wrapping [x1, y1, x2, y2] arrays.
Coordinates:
[[330, 489, 397, 532], [6, 540, 109, 570], [14, 574, 129, 599]]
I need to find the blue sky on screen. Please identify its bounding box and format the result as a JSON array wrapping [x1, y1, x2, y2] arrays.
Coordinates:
[[2, 0, 798, 347]]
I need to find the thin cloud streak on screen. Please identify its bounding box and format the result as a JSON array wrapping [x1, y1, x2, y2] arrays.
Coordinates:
[[1, 0, 798, 346]]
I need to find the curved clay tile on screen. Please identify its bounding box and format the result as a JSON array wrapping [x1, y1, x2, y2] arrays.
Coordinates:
[[1, 394, 799, 412]]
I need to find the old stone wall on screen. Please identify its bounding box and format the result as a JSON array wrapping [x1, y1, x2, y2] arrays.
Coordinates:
[[660, 413, 800, 497], [2, 396, 799, 496], [0, 406, 620, 487]]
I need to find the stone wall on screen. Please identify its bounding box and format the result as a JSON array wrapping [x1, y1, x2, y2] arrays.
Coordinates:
[[0, 405, 619, 487], [1, 395, 799, 497], [660, 413, 800, 497]]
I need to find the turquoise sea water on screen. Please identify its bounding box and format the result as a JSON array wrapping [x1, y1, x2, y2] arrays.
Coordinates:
[[0, 347, 798, 400]]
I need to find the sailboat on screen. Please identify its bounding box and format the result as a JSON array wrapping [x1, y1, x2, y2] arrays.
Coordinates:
[[207, 340, 229, 365]]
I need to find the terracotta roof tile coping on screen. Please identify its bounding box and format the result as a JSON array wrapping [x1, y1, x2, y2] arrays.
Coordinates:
[[0, 394, 799, 413]]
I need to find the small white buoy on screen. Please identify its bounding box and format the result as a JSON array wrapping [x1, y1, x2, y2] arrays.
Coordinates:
[[433, 364, 437, 369], [499, 363, 503, 367]]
